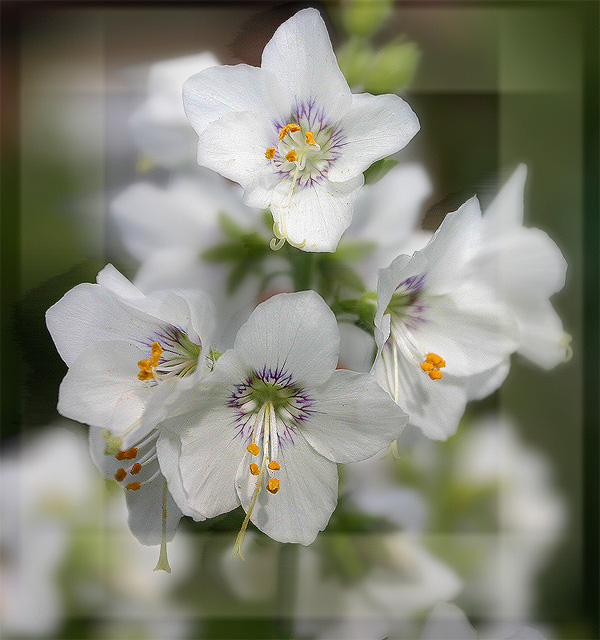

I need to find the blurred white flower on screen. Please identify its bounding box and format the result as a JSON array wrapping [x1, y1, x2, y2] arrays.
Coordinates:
[[183, 8, 419, 251], [0, 425, 97, 637], [453, 415, 565, 619], [420, 601, 547, 640], [471, 164, 569, 369], [130, 52, 220, 167]]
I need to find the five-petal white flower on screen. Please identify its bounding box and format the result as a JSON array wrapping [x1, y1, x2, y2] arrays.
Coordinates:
[[156, 291, 408, 555], [373, 197, 520, 440], [45, 264, 217, 565], [183, 8, 420, 252]]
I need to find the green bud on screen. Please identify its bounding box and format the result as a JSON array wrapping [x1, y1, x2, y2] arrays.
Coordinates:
[[343, 0, 393, 38], [363, 39, 421, 94], [337, 37, 373, 89]]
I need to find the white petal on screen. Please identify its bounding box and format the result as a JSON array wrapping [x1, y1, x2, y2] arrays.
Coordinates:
[[465, 358, 511, 401], [301, 369, 407, 463], [515, 300, 568, 369], [156, 429, 206, 521], [418, 197, 482, 296], [473, 226, 567, 300], [125, 462, 183, 546], [270, 175, 364, 252], [57, 341, 151, 429], [46, 277, 161, 366], [261, 8, 352, 123], [482, 163, 528, 231], [184, 64, 291, 136], [417, 286, 519, 376], [197, 110, 280, 207], [374, 346, 468, 440], [235, 431, 338, 545], [420, 602, 477, 640], [234, 291, 339, 387], [327, 92, 420, 182], [96, 263, 146, 300]]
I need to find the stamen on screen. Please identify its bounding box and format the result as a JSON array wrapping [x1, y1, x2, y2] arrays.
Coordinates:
[[123, 447, 138, 460], [114, 468, 127, 482], [305, 131, 316, 145], [247, 443, 260, 456], [126, 482, 141, 491], [268, 460, 280, 471], [137, 341, 163, 381], [266, 478, 280, 494], [130, 463, 142, 475], [250, 463, 260, 475], [115, 450, 126, 461], [265, 146, 276, 159], [153, 479, 172, 573], [279, 123, 301, 140], [285, 149, 297, 163], [420, 352, 446, 380]]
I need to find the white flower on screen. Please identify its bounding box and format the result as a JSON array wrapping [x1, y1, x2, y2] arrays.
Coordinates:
[[183, 8, 419, 252], [129, 52, 220, 167], [45, 264, 217, 566], [373, 197, 519, 440], [420, 602, 547, 640], [471, 164, 570, 369], [157, 291, 407, 555]]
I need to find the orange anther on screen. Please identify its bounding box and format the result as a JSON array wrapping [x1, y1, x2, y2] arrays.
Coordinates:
[[420, 362, 434, 372], [126, 482, 141, 491], [268, 460, 280, 471], [124, 447, 138, 460], [305, 131, 316, 146], [285, 149, 297, 162], [428, 369, 443, 380], [250, 463, 260, 475], [247, 443, 260, 456], [115, 450, 126, 461], [130, 463, 142, 475], [279, 123, 301, 140], [266, 478, 280, 494], [426, 352, 445, 368], [114, 468, 127, 482], [265, 146, 276, 159]]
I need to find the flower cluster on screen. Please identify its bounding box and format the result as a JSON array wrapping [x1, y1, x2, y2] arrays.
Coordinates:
[[45, 6, 568, 596]]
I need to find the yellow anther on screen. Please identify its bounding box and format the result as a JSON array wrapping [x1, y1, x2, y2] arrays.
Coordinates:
[[421, 352, 445, 381], [114, 468, 127, 482], [305, 131, 316, 145], [266, 478, 280, 494], [249, 463, 260, 476], [268, 460, 280, 471], [265, 146, 276, 159], [130, 462, 142, 475], [426, 352, 446, 368], [285, 149, 297, 162], [126, 482, 141, 491], [279, 123, 301, 140], [138, 341, 163, 381], [124, 447, 138, 460], [247, 443, 260, 456]]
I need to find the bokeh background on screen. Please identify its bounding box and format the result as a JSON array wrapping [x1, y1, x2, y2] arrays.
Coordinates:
[[1, 1, 598, 639]]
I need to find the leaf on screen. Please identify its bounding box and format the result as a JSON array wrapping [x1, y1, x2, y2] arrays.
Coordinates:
[[363, 156, 399, 185]]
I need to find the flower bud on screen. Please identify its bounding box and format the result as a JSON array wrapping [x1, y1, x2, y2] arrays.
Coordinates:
[[342, 0, 393, 38], [363, 39, 421, 94]]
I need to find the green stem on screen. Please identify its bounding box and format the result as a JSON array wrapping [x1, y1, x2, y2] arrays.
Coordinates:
[[291, 250, 315, 291]]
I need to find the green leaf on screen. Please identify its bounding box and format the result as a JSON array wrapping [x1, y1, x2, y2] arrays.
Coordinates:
[[364, 157, 399, 185], [217, 211, 245, 239]]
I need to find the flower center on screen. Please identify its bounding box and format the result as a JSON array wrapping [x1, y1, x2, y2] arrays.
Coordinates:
[[137, 326, 202, 383], [229, 369, 313, 558]]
